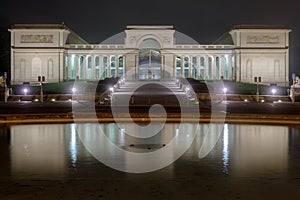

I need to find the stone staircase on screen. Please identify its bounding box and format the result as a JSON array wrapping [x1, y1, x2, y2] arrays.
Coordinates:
[[109, 80, 199, 107]]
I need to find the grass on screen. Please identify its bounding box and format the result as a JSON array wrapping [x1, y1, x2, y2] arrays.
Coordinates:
[[10, 81, 92, 95], [221, 81, 288, 95], [8, 79, 289, 96]]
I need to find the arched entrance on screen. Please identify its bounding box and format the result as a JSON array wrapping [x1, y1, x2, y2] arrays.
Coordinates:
[[139, 38, 161, 80]]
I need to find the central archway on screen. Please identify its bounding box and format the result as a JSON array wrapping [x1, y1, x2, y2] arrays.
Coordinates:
[[138, 38, 161, 80]]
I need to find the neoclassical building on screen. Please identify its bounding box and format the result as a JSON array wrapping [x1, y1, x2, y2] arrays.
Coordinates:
[[9, 24, 291, 86]]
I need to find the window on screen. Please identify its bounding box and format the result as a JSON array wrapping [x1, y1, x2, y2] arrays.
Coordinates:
[[184, 56, 189, 78], [102, 56, 108, 79], [192, 57, 197, 79], [118, 56, 124, 77], [176, 56, 182, 78], [200, 57, 205, 80], [95, 56, 100, 79], [110, 56, 116, 78]]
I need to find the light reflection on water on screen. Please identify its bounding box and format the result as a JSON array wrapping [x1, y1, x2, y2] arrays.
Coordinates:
[[0, 123, 292, 178]]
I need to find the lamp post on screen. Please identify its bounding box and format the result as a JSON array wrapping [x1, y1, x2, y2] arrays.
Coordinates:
[[254, 76, 261, 102], [23, 88, 28, 96], [291, 73, 296, 103], [38, 76, 45, 102], [4, 72, 7, 102], [271, 88, 276, 96], [223, 87, 227, 101]]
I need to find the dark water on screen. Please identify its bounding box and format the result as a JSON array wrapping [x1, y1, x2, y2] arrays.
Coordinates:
[[0, 123, 300, 199]]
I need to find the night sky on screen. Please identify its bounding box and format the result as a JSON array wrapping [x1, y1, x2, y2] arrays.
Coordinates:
[[0, 0, 299, 77]]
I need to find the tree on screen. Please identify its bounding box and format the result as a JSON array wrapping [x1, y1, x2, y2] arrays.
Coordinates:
[[0, 23, 10, 83]]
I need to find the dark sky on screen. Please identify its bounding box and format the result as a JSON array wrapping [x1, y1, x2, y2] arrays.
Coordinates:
[[0, 0, 299, 75]]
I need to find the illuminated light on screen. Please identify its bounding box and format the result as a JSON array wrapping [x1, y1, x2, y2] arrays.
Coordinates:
[[223, 124, 229, 174], [70, 124, 78, 167], [109, 87, 114, 92], [23, 88, 28, 95], [278, 100, 282, 102], [68, 99, 72, 101], [244, 99, 248, 102], [33, 98, 39, 102], [261, 99, 265, 103], [51, 98, 56, 102], [223, 87, 228, 93], [72, 87, 77, 93], [271, 88, 277, 95]]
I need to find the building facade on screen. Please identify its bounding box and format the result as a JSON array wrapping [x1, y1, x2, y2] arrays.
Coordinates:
[[9, 24, 291, 86]]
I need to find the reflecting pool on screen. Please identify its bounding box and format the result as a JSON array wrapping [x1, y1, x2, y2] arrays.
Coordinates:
[[0, 123, 299, 199]]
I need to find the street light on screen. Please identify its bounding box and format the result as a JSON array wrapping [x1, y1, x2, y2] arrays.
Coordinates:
[[38, 76, 45, 103], [109, 87, 114, 93], [254, 76, 261, 102], [223, 87, 227, 101], [271, 88, 276, 96], [72, 87, 77, 94], [23, 88, 28, 95]]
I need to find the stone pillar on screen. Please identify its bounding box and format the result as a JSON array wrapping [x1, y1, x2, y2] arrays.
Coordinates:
[[135, 54, 139, 79], [99, 55, 103, 80], [75, 55, 79, 80], [189, 56, 193, 78], [213, 56, 217, 80], [197, 55, 201, 80], [83, 55, 87, 80], [220, 56, 225, 80], [181, 56, 184, 78], [115, 55, 119, 78], [124, 53, 136, 80], [228, 55, 232, 81], [161, 55, 164, 79], [68, 55, 71, 80], [91, 55, 95, 80], [235, 51, 241, 82], [205, 56, 209, 80]]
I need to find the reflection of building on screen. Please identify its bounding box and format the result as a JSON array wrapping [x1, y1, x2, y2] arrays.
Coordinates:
[[9, 24, 291, 86], [228, 125, 288, 177], [10, 125, 67, 177]]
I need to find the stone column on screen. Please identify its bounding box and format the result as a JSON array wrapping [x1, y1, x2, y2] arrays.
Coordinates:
[[135, 54, 139, 79], [83, 55, 87, 80], [68, 55, 71, 80], [213, 56, 217, 80], [189, 56, 193, 78], [205, 56, 209, 80], [75, 55, 79, 80], [228, 55, 232, 81], [197, 56, 201, 80], [99, 55, 103, 80], [220, 56, 225, 80], [91, 55, 95, 80], [181, 56, 184, 78], [59, 50, 66, 82], [161, 55, 164, 79], [115, 55, 119, 78]]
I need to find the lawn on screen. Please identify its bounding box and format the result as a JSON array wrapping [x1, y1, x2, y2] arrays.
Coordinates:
[[8, 79, 289, 96]]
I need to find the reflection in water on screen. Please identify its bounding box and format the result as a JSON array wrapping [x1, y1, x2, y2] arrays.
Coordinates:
[[222, 124, 229, 174], [229, 125, 288, 177], [0, 123, 290, 177], [10, 125, 67, 177], [69, 124, 78, 168]]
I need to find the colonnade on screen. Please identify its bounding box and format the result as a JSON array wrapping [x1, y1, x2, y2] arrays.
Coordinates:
[[65, 54, 124, 81], [64, 53, 235, 81], [174, 54, 235, 80]]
